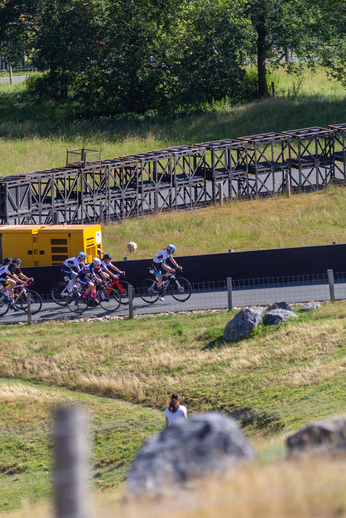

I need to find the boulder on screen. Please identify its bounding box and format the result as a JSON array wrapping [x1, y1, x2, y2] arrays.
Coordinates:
[[300, 302, 321, 312], [223, 307, 264, 341], [263, 309, 298, 326], [125, 413, 255, 498], [267, 301, 293, 311], [287, 418, 346, 456]]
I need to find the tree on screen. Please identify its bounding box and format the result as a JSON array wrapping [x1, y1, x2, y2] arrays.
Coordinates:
[[243, 0, 319, 98]]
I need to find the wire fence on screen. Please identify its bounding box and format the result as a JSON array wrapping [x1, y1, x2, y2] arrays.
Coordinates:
[[0, 270, 343, 324]]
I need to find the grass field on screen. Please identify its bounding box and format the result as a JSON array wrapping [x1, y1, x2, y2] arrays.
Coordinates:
[[0, 67, 346, 177], [2, 66, 346, 517], [2, 302, 346, 515], [101, 183, 346, 259]]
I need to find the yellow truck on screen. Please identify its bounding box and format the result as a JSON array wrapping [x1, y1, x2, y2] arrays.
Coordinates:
[[0, 224, 102, 266]]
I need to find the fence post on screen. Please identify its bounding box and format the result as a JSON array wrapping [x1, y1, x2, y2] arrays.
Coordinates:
[[54, 406, 90, 518], [327, 269, 335, 302], [285, 172, 291, 198], [227, 277, 233, 311], [217, 183, 223, 206], [128, 285, 134, 319], [27, 290, 32, 325], [9, 66, 13, 85]]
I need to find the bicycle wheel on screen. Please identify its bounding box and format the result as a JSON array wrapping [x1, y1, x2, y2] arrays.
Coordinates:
[[170, 277, 192, 302], [51, 282, 68, 307], [139, 279, 158, 304], [18, 290, 43, 314], [0, 297, 10, 316], [114, 280, 132, 305], [66, 291, 88, 314], [99, 288, 121, 312]]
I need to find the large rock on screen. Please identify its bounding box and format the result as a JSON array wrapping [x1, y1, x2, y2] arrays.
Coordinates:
[[125, 413, 255, 498], [223, 308, 264, 341], [267, 301, 293, 311], [263, 309, 298, 326], [287, 418, 346, 456], [300, 302, 321, 312]]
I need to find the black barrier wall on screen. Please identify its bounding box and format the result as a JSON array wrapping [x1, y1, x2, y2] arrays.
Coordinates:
[[24, 243, 346, 295]]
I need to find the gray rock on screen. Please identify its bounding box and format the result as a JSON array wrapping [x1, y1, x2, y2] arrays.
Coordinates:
[[125, 413, 255, 498], [223, 307, 264, 341], [300, 302, 321, 312], [267, 300, 293, 311], [287, 418, 346, 456], [263, 309, 298, 326]]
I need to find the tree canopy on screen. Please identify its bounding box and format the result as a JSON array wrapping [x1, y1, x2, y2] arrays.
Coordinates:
[[1, 0, 346, 113]]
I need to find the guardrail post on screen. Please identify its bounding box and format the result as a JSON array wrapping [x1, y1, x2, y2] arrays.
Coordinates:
[[285, 172, 291, 198], [128, 285, 134, 318], [327, 269, 335, 302], [227, 277, 233, 311], [54, 407, 90, 518], [217, 183, 223, 206], [27, 290, 32, 325]]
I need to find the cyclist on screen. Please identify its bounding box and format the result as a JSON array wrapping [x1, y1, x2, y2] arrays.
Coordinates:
[[8, 258, 34, 309], [152, 244, 182, 301], [62, 252, 87, 289], [0, 257, 18, 310], [101, 254, 125, 279], [76, 257, 105, 303]]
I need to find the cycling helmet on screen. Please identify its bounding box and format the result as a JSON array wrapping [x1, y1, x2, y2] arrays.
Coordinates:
[[3, 257, 12, 264], [103, 254, 112, 260], [166, 244, 176, 254], [12, 258, 21, 265], [92, 257, 101, 268], [77, 252, 87, 261]]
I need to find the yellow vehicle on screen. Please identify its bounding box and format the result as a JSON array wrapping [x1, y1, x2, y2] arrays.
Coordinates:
[[0, 224, 102, 266]]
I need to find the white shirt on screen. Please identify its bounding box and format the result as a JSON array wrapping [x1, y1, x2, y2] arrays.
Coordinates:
[[0, 264, 9, 278], [164, 405, 187, 425], [63, 256, 80, 269], [153, 250, 172, 264]]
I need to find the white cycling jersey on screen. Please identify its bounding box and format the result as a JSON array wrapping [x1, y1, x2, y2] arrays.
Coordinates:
[[0, 264, 10, 278], [63, 257, 80, 269], [101, 259, 114, 270], [153, 250, 172, 264]]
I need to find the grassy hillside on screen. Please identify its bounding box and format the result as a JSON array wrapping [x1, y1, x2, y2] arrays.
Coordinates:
[[102, 184, 346, 259], [0, 67, 346, 177], [2, 302, 346, 515]]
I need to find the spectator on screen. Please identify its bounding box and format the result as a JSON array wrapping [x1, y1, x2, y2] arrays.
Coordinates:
[[164, 393, 187, 426]]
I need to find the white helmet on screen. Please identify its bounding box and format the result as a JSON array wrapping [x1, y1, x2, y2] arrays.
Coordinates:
[[92, 257, 101, 268]]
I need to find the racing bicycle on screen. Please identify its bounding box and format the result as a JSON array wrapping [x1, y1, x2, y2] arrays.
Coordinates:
[[139, 269, 192, 304], [0, 281, 42, 316], [66, 281, 121, 314]]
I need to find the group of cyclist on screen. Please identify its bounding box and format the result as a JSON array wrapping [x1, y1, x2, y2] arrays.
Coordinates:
[[0, 243, 181, 310], [0, 258, 34, 311], [62, 243, 181, 303]]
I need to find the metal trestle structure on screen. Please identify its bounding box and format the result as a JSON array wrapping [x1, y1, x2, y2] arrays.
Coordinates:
[[1, 124, 346, 225]]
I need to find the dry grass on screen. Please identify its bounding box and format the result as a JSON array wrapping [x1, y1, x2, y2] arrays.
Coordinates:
[[102, 184, 346, 259], [0, 303, 346, 434], [121, 455, 346, 518]]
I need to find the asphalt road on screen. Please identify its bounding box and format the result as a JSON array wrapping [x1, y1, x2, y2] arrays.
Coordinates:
[[1, 281, 344, 324]]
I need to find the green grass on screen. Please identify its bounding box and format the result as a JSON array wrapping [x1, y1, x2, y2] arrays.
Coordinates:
[[1, 302, 346, 513], [0, 380, 163, 513], [1, 67, 346, 177], [102, 183, 346, 258]]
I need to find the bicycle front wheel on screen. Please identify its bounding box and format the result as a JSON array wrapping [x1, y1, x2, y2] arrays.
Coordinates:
[[170, 277, 192, 302], [0, 297, 10, 316], [139, 279, 158, 304], [18, 290, 43, 314], [51, 282, 68, 307], [66, 291, 88, 314], [99, 288, 121, 311]]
